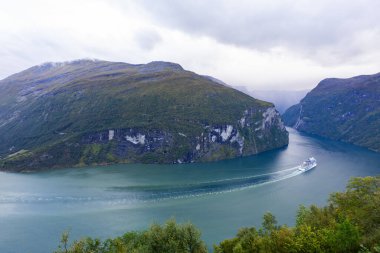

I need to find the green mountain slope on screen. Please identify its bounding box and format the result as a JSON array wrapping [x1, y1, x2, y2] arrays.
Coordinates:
[[0, 59, 288, 172], [283, 73, 380, 152]]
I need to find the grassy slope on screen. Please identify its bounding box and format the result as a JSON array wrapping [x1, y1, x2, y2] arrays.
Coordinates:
[[283, 73, 380, 152], [0, 60, 282, 170], [0, 70, 270, 152]]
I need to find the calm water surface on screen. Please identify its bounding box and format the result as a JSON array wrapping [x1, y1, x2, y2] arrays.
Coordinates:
[[0, 128, 379, 253]]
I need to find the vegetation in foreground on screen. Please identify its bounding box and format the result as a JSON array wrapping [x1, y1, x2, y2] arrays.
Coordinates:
[[56, 220, 207, 253], [55, 176, 380, 253]]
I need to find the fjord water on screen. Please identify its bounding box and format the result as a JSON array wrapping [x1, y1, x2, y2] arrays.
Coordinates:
[[1, 128, 379, 253]]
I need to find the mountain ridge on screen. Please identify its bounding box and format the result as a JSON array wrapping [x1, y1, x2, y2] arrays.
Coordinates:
[[283, 72, 380, 152], [0, 59, 289, 172]]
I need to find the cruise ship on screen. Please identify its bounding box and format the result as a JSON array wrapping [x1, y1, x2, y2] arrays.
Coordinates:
[[298, 157, 317, 172]]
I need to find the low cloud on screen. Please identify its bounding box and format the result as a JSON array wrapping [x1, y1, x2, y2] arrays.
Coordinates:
[[134, 29, 162, 51], [0, 0, 379, 90], [136, 0, 380, 63]]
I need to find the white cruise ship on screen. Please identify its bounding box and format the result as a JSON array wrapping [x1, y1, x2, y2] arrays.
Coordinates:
[[298, 157, 317, 172]]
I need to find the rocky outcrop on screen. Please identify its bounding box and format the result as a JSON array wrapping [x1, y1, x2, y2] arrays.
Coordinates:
[[1, 106, 288, 172], [101, 107, 287, 163]]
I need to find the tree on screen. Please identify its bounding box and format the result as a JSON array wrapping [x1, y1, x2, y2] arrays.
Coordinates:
[[330, 176, 380, 248], [261, 212, 278, 234], [55, 219, 207, 253]]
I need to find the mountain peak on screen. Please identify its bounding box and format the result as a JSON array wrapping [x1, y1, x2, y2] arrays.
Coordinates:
[[143, 61, 183, 71]]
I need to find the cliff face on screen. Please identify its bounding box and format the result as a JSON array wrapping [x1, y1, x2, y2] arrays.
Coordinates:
[[283, 73, 380, 152], [0, 60, 288, 172]]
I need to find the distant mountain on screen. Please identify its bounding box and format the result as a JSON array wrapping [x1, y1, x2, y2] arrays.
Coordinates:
[[231, 86, 309, 113], [0, 59, 288, 172], [247, 90, 309, 114], [283, 73, 380, 152]]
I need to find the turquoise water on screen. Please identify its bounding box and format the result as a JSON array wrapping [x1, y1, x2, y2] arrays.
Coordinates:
[[0, 128, 379, 253]]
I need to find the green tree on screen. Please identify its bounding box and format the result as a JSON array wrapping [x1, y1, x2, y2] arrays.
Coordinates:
[[55, 219, 207, 253], [261, 212, 277, 234], [330, 176, 380, 248]]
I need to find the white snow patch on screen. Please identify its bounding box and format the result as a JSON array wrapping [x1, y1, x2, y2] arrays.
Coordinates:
[[221, 125, 233, 141], [213, 128, 221, 133], [230, 132, 245, 154], [240, 117, 246, 127], [211, 135, 217, 142], [230, 132, 238, 143], [278, 120, 285, 130], [196, 144, 201, 150], [108, 130, 115, 140], [126, 134, 145, 145], [262, 107, 277, 129], [178, 132, 187, 137]]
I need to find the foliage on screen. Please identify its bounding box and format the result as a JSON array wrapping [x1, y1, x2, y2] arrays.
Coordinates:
[[330, 176, 380, 247], [215, 175, 380, 253], [55, 219, 207, 253]]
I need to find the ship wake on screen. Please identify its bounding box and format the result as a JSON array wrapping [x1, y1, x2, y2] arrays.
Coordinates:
[[0, 166, 307, 205]]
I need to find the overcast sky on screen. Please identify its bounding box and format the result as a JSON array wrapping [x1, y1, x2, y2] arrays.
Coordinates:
[[1, 0, 379, 90]]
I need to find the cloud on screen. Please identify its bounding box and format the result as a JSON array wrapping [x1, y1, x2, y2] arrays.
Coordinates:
[[134, 29, 162, 51], [0, 0, 379, 91], [136, 0, 380, 63]]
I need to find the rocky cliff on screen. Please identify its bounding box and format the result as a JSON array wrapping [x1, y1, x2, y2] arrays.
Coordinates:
[[283, 73, 380, 152], [0, 59, 288, 172]]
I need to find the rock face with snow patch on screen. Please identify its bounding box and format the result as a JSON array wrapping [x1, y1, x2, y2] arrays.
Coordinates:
[[0, 59, 288, 171]]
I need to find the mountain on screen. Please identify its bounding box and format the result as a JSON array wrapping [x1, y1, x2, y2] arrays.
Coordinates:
[[0, 59, 288, 172], [283, 73, 380, 152]]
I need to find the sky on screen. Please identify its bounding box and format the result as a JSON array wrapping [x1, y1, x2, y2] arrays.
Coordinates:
[[0, 0, 379, 90]]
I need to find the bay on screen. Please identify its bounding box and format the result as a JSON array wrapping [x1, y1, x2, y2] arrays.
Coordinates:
[[0, 128, 379, 253]]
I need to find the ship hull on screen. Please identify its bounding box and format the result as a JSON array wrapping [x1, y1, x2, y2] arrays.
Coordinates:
[[298, 163, 317, 172]]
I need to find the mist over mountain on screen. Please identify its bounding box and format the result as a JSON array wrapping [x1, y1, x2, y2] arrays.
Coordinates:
[[232, 86, 309, 113], [248, 90, 309, 114]]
